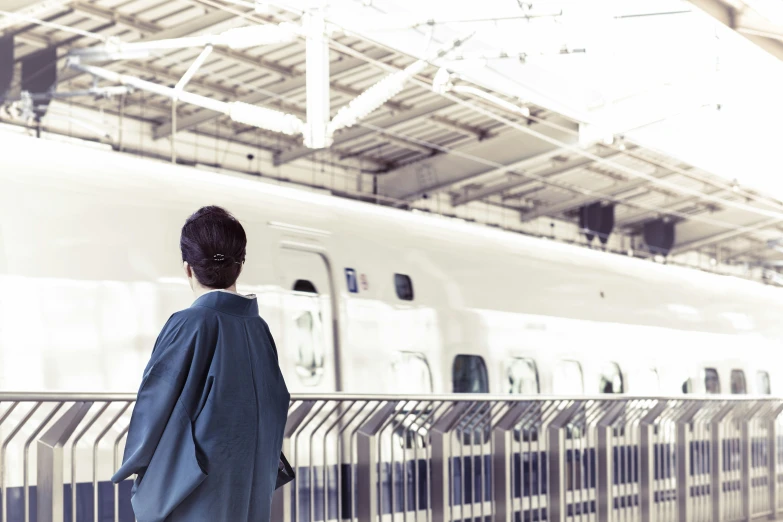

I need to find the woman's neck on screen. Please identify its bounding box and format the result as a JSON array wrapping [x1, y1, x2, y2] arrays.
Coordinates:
[[193, 284, 237, 301]]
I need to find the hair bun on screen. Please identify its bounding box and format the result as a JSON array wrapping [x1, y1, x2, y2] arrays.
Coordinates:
[[181, 206, 247, 289]]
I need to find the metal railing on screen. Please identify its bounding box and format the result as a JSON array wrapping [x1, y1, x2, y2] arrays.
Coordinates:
[[0, 393, 782, 522]]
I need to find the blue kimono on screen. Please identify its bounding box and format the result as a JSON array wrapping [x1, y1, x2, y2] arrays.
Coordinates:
[[112, 291, 290, 522]]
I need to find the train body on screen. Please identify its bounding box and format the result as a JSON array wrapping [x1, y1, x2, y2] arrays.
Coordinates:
[[1, 130, 781, 399], [1, 130, 782, 522]]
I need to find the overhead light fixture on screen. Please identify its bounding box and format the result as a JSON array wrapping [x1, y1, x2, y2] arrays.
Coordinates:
[[69, 22, 300, 63], [0, 0, 71, 31], [228, 102, 304, 135], [329, 59, 428, 133], [214, 23, 300, 49]]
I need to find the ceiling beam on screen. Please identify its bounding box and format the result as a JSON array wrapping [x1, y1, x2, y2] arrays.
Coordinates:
[[65, 4, 417, 140], [670, 216, 783, 254], [451, 149, 624, 207], [616, 186, 727, 227], [377, 116, 579, 202], [153, 48, 392, 139], [519, 166, 674, 222], [57, 7, 241, 85], [688, 0, 783, 60], [429, 114, 496, 140], [273, 97, 453, 166]]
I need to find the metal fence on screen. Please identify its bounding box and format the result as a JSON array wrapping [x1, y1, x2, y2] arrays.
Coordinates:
[[0, 393, 782, 522]]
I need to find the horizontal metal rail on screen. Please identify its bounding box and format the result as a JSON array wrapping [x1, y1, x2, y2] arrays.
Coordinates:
[[0, 394, 780, 522]]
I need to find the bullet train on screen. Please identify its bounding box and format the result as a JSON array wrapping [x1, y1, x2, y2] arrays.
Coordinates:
[[1, 129, 782, 401], [2, 130, 783, 522]]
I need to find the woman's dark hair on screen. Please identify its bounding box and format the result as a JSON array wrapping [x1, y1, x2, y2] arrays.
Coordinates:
[[180, 206, 247, 289]]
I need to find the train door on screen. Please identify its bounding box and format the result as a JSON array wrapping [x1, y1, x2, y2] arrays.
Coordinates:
[[277, 243, 340, 392]]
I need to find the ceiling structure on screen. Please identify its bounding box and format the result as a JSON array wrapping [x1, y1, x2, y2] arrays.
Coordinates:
[[3, 0, 783, 283], [688, 0, 783, 60]]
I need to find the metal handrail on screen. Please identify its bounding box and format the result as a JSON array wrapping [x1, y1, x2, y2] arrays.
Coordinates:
[[0, 391, 779, 402], [0, 393, 781, 522]]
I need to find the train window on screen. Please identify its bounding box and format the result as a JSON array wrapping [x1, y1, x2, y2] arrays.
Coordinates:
[[757, 371, 772, 395], [452, 355, 489, 393], [599, 362, 624, 394], [293, 279, 318, 293], [291, 280, 324, 386], [507, 358, 540, 394], [394, 274, 414, 301], [730, 370, 747, 394], [704, 368, 721, 394], [682, 378, 693, 394], [553, 360, 584, 395], [392, 352, 433, 393]]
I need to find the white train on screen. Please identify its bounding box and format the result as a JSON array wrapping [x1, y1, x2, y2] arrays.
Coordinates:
[[1, 129, 782, 400]]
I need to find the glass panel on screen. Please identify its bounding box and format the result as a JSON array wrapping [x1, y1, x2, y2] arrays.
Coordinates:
[[553, 360, 584, 395], [599, 362, 624, 394], [757, 371, 771, 395], [507, 358, 540, 394], [394, 274, 414, 301], [452, 355, 489, 393], [392, 352, 433, 394], [290, 281, 325, 386], [730, 369, 747, 394], [704, 368, 721, 394]]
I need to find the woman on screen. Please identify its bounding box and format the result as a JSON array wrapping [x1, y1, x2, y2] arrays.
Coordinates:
[[112, 206, 291, 522]]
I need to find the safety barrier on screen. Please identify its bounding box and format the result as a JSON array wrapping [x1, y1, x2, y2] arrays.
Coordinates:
[[0, 393, 782, 522]]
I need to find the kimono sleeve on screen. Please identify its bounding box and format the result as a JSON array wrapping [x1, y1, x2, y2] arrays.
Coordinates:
[[111, 313, 199, 484]]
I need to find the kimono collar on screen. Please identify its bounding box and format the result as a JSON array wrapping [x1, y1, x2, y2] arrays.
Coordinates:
[[191, 290, 259, 317]]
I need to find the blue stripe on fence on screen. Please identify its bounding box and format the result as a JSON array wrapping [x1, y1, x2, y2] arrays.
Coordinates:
[[0, 438, 771, 522]]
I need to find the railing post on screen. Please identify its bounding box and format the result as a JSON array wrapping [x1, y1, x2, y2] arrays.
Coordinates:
[[676, 402, 702, 522], [711, 403, 735, 522], [595, 401, 627, 522], [768, 404, 783, 520], [493, 402, 532, 522], [36, 402, 92, 522], [272, 401, 316, 522], [742, 403, 765, 522], [547, 401, 582, 522], [356, 401, 397, 522], [639, 400, 669, 522], [430, 402, 469, 522]]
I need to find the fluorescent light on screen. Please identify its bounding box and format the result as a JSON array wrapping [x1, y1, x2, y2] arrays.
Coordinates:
[[215, 23, 299, 49], [228, 102, 304, 135], [0, 0, 71, 31]]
